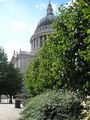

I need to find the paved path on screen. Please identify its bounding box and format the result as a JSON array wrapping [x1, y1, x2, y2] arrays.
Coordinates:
[[0, 101, 23, 120]]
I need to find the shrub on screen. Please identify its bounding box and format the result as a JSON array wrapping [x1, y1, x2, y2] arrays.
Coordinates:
[[81, 96, 90, 120], [20, 90, 83, 120]]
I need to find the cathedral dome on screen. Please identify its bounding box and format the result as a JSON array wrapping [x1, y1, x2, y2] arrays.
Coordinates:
[[37, 14, 56, 28], [37, 2, 56, 28], [30, 2, 56, 54]]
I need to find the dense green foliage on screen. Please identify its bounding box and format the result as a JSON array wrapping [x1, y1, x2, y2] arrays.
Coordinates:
[[23, 0, 90, 119], [25, 57, 41, 96], [0, 47, 8, 95], [25, 0, 90, 96], [51, 0, 90, 93], [21, 90, 83, 120], [6, 63, 22, 96], [0, 47, 22, 100]]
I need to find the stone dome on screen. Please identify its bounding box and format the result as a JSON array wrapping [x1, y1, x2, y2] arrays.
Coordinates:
[[37, 14, 56, 28], [37, 2, 56, 28]]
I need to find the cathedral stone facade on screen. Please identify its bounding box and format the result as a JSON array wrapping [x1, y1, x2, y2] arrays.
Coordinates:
[[11, 2, 56, 73]]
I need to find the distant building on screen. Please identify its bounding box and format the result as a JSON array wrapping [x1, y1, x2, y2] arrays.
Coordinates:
[[11, 50, 35, 73], [11, 2, 56, 73]]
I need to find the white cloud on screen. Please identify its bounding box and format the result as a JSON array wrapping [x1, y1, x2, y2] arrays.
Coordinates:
[[52, 3, 58, 13], [0, 0, 5, 2], [11, 19, 25, 32], [6, 39, 31, 61], [35, 3, 46, 10], [5, 20, 34, 60], [3, 40, 20, 61], [35, 3, 58, 13], [30, 22, 38, 34], [0, 0, 14, 3]]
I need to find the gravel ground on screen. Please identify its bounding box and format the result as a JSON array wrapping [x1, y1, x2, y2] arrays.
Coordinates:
[[0, 100, 23, 120]]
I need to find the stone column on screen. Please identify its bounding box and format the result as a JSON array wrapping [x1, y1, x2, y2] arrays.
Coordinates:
[[34, 39, 35, 50], [38, 37, 41, 49], [35, 39, 37, 50], [36, 38, 38, 49]]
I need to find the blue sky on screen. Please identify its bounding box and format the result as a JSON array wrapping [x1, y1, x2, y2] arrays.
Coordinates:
[[0, 0, 70, 61]]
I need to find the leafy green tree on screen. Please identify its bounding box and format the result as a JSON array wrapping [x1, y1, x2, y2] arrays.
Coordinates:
[[25, 56, 42, 96], [25, 0, 90, 96], [0, 47, 8, 101], [6, 63, 22, 103], [52, 0, 90, 93], [0, 47, 22, 102]]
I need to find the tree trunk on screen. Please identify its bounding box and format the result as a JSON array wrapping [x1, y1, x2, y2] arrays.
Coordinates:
[[0, 95, 1, 103], [9, 95, 12, 103]]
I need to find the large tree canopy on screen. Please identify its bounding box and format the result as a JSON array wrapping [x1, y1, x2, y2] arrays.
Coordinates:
[[51, 0, 90, 92], [25, 0, 90, 96]]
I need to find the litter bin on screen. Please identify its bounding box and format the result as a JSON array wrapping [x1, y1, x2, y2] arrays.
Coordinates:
[[15, 99, 21, 108]]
